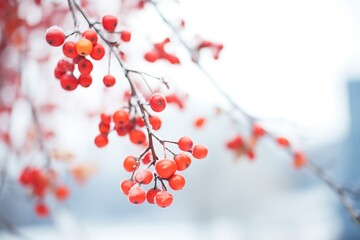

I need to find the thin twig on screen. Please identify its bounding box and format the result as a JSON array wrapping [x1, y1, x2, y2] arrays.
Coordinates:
[[150, 0, 360, 225]]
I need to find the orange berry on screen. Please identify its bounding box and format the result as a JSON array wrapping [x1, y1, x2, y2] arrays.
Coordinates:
[[94, 134, 108, 147], [76, 38, 93, 56], [192, 144, 208, 159], [54, 185, 70, 201], [293, 151, 307, 169], [155, 159, 176, 179], [178, 136, 193, 151], [146, 187, 161, 204], [174, 153, 191, 171], [113, 110, 129, 126], [276, 137, 290, 147], [128, 186, 146, 204], [120, 179, 135, 195], [194, 117, 205, 128], [169, 174, 185, 190], [155, 191, 173, 208], [129, 129, 146, 145], [123, 156, 138, 172], [134, 169, 153, 184]]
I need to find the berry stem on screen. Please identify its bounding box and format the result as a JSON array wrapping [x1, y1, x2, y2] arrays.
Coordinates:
[[70, 0, 171, 164], [157, 176, 167, 191], [67, 0, 79, 28]]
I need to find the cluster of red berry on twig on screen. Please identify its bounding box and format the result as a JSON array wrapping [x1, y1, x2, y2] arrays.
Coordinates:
[[46, 13, 132, 90], [19, 167, 70, 217], [44, 0, 208, 209], [120, 135, 207, 207], [226, 123, 307, 168]]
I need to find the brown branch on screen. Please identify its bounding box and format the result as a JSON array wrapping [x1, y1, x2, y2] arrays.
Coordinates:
[[70, 0, 175, 165], [149, 0, 360, 226]]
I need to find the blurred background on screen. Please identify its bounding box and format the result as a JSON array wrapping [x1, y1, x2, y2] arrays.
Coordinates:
[[1, 0, 360, 239]]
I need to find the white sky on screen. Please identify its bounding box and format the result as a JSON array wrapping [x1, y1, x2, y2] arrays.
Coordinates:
[[171, 0, 360, 142]]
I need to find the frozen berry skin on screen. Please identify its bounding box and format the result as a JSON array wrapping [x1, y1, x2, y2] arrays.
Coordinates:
[[155, 191, 173, 208], [45, 26, 65, 47]]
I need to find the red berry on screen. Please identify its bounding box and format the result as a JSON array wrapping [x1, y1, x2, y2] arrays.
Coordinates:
[[120, 31, 131, 42], [82, 29, 98, 45], [113, 110, 130, 126], [134, 169, 153, 184], [62, 41, 79, 58], [155, 159, 176, 179], [141, 152, 152, 164], [174, 153, 191, 171], [103, 74, 116, 87], [194, 117, 206, 128], [116, 126, 129, 136], [150, 93, 167, 112], [45, 26, 65, 47], [54, 185, 70, 201], [149, 116, 161, 130], [128, 186, 146, 204], [192, 144, 208, 159], [293, 151, 307, 169], [19, 167, 33, 185], [99, 122, 110, 134], [54, 67, 65, 79], [146, 187, 161, 204], [129, 129, 146, 144], [123, 156, 138, 172], [136, 117, 145, 127], [78, 74, 92, 87], [155, 191, 173, 208], [72, 55, 83, 64], [120, 179, 135, 195], [102, 15, 118, 32], [90, 44, 105, 60], [94, 134, 108, 147], [169, 174, 185, 190], [252, 124, 266, 137], [144, 51, 159, 63], [60, 74, 78, 91], [247, 149, 255, 160], [226, 135, 243, 149], [101, 113, 111, 125], [276, 137, 290, 147], [57, 59, 74, 72], [77, 58, 93, 75], [178, 136, 193, 151], [35, 202, 49, 217]]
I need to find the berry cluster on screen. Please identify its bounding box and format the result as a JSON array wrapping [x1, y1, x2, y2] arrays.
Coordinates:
[[226, 123, 307, 168], [94, 93, 167, 148], [45, 1, 208, 209], [19, 167, 70, 217], [120, 135, 207, 208], [46, 14, 131, 90], [192, 39, 224, 62], [144, 38, 180, 64]]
